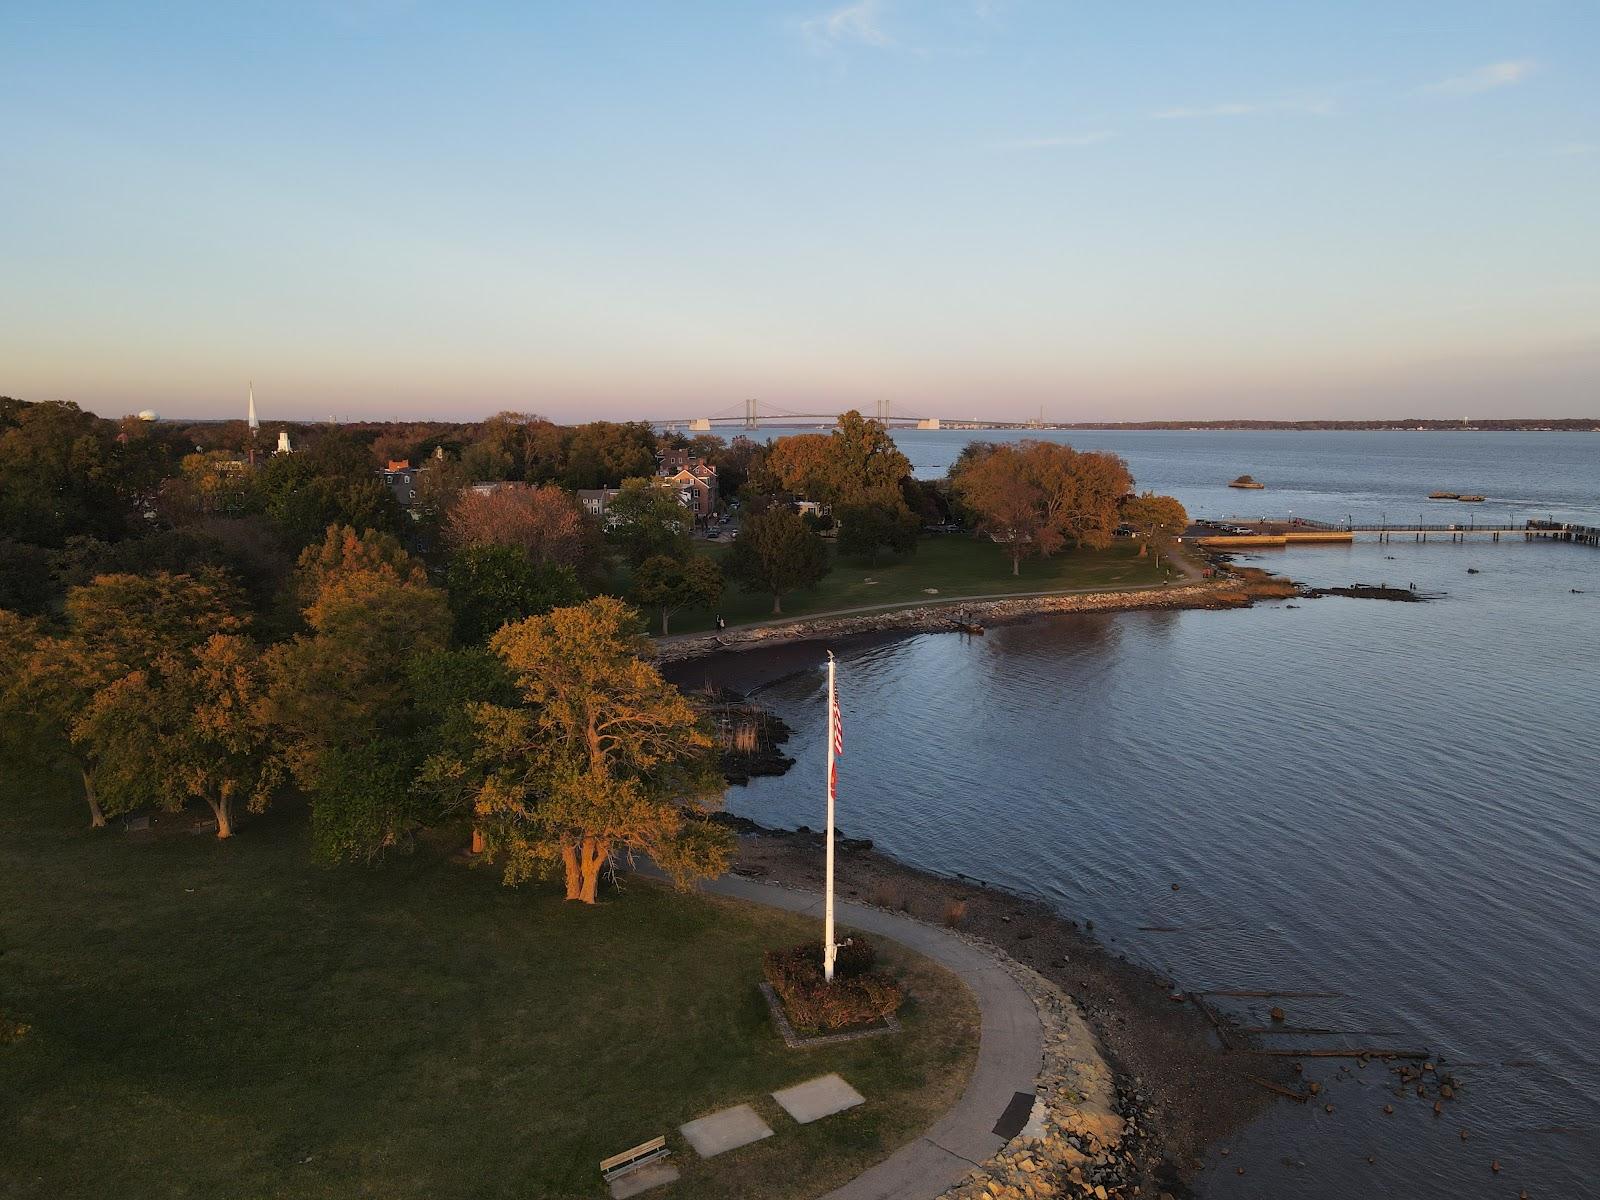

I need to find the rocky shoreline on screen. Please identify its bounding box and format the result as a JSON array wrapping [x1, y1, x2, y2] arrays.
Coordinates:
[[656, 580, 1247, 664], [721, 818, 1286, 1198]]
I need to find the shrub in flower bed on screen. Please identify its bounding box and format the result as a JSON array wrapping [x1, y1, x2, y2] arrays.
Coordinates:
[[762, 938, 904, 1033]]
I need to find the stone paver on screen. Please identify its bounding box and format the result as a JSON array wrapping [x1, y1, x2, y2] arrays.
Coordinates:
[[678, 1103, 774, 1159], [606, 1158, 679, 1199], [772, 1073, 865, 1124]]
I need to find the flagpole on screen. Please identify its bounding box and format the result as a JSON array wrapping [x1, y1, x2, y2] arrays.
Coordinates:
[[824, 651, 837, 984]]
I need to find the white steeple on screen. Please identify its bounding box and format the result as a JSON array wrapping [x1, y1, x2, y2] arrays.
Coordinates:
[[247, 383, 259, 432]]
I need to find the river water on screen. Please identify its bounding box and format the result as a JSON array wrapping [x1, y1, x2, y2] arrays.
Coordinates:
[[691, 431, 1600, 1198]]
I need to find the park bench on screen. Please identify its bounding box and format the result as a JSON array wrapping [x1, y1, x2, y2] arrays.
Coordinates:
[[599, 1135, 670, 1184]]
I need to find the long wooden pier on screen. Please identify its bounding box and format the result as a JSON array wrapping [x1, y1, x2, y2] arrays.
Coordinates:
[[1187, 519, 1600, 549]]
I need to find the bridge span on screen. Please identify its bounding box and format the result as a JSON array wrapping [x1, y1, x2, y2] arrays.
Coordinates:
[[657, 398, 1050, 431]]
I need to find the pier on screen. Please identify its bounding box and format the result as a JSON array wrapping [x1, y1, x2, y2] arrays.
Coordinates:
[[1187, 518, 1600, 549]]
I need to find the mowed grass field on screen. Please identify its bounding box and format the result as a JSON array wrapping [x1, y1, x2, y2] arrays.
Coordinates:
[[0, 772, 978, 1200], [666, 534, 1171, 632]]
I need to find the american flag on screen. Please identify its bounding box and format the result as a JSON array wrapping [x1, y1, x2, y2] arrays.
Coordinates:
[[828, 680, 844, 800]]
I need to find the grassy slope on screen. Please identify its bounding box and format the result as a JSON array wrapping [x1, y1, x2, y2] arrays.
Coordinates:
[[664, 535, 1171, 632], [0, 773, 977, 1200]]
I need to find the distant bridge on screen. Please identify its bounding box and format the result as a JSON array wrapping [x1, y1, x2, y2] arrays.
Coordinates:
[[656, 398, 1044, 432]]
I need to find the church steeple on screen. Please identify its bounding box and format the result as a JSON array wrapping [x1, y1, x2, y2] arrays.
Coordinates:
[[247, 382, 259, 432]]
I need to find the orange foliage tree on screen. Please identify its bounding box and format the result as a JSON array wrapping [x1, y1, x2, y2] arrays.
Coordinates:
[[8, 571, 250, 826], [952, 441, 1133, 575], [444, 484, 601, 575], [74, 635, 284, 838], [436, 596, 731, 903]]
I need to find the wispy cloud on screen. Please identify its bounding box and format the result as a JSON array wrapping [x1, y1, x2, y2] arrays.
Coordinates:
[[1151, 96, 1334, 121], [996, 131, 1115, 150], [798, 0, 893, 49], [1422, 59, 1537, 96], [1152, 101, 1259, 121], [1552, 141, 1597, 157]]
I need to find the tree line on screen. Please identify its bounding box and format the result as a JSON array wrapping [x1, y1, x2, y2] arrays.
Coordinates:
[[2, 395, 1185, 901]]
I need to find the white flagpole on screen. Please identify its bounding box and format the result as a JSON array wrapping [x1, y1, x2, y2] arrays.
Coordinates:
[[824, 651, 837, 984]]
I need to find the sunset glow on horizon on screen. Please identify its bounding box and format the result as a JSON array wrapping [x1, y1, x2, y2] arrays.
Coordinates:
[[3, 1, 1597, 423]]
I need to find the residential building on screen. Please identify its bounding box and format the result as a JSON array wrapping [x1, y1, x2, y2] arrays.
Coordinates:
[[577, 487, 622, 519], [381, 459, 418, 507], [656, 450, 719, 517]]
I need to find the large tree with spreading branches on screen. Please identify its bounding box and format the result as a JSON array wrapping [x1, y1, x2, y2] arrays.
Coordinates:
[[440, 597, 731, 904]]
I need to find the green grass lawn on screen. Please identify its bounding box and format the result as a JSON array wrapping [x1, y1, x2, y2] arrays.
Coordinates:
[[664, 534, 1170, 633], [0, 773, 977, 1200]]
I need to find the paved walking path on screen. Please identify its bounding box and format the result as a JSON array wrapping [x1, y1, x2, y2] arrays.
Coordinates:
[[704, 875, 1044, 1200], [656, 581, 1171, 650]]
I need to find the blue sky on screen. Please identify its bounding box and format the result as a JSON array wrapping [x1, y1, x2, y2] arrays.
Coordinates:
[[2, 1, 1596, 422]]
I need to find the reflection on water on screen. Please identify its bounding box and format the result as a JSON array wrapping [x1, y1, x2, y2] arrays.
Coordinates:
[[715, 535, 1600, 1197]]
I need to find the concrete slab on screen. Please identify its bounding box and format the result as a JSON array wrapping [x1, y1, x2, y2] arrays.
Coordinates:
[[772, 1074, 866, 1125], [678, 1104, 774, 1159], [607, 1158, 679, 1199]]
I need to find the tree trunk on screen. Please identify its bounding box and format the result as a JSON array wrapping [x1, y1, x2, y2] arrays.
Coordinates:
[[1011, 552, 1021, 577], [206, 794, 234, 839], [661, 608, 670, 636], [577, 836, 610, 904], [561, 842, 583, 900], [82, 768, 105, 829], [771, 594, 782, 615]]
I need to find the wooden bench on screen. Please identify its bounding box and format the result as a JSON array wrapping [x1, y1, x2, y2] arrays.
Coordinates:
[[600, 1135, 670, 1183]]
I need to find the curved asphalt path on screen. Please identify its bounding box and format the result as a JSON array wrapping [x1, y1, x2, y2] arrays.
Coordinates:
[[703, 875, 1044, 1200]]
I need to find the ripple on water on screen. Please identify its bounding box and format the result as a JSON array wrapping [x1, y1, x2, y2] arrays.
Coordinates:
[[722, 536, 1600, 1197]]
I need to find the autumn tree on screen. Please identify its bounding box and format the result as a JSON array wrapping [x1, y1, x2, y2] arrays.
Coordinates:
[[605, 478, 693, 566], [950, 445, 1055, 575], [632, 553, 723, 635], [559, 421, 659, 490], [1119, 492, 1189, 563], [725, 507, 829, 614], [444, 483, 601, 577], [9, 571, 251, 825], [73, 635, 283, 838], [263, 542, 452, 861], [761, 411, 913, 510], [446, 544, 584, 643], [161, 451, 255, 522], [952, 441, 1134, 574], [439, 597, 731, 903], [1036, 445, 1133, 550], [294, 524, 426, 608], [760, 433, 834, 502]]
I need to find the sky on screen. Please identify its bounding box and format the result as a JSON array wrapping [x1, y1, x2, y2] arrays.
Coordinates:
[[2, 1, 1597, 424]]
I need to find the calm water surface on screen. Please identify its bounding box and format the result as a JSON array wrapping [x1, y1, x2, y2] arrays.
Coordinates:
[[696, 432, 1600, 1198]]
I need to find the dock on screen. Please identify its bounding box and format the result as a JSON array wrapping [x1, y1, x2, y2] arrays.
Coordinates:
[[1186, 518, 1600, 549]]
